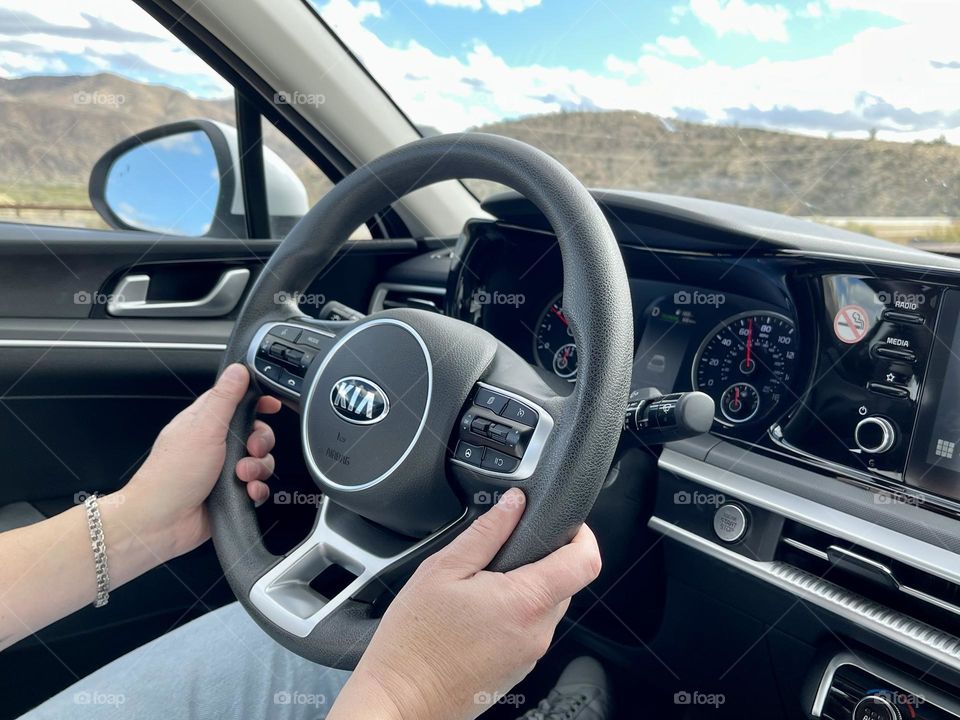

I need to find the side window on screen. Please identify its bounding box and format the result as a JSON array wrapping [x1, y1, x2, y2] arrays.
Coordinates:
[[0, 0, 344, 239]]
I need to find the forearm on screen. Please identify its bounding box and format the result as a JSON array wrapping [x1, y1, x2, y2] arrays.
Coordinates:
[[0, 489, 168, 650]]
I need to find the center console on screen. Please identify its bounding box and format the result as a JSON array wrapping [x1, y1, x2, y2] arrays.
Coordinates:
[[772, 274, 960, 508]]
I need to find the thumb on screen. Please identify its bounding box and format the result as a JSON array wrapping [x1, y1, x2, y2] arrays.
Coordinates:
[[195, 363, 250, 434], [438, 488, 525, 575]]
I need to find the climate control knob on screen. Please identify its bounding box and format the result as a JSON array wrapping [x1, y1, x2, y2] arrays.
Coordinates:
[[855, 416, 897, 454], [853, 695, 901, 720]]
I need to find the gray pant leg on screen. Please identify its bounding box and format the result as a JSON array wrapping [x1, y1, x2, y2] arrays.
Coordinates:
[[20, 602, 351, 719]]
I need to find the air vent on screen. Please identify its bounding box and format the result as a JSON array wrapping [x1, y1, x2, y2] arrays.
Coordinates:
[[778, 520, 960, 634], [369, 283, 445, 314]]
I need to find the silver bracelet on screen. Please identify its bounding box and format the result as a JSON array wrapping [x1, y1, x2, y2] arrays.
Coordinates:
[[83, 493, 111, 608]]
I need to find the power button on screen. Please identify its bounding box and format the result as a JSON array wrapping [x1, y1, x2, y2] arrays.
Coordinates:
[[713, 504, 748, 543]]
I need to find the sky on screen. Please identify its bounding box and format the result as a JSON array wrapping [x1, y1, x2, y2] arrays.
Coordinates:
[[0, 0, 958, 143]]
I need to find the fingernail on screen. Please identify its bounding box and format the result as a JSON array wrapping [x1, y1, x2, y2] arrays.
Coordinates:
[[497, 487, 524, 507], [221, 363, 246, 383]]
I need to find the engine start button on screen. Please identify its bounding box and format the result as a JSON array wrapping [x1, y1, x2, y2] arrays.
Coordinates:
[[713, 504, 748, 543]]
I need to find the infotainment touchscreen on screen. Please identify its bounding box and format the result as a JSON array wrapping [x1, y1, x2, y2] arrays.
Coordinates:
[[905, 289, 960, 499]]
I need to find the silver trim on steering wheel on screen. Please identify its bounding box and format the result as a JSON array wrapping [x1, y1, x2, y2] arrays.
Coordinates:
[[249, 496, 466, 637]]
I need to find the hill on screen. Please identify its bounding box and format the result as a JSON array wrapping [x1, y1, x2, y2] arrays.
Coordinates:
[[0, 73, 955, 225], [470, 111, 960, 217]]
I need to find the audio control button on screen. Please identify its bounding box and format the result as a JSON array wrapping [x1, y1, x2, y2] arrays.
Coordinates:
[[855, 417, 897, 454]]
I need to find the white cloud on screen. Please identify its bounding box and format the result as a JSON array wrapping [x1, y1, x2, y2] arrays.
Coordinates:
[[319, 0, 960, 145], [800, 1, 823, 18], [642, 35, 701, 59], [424, 0, 541, 14], [688, 0, 791, 42]]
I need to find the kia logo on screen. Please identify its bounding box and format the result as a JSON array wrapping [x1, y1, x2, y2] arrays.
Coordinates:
[[329, 376, 389, 425]]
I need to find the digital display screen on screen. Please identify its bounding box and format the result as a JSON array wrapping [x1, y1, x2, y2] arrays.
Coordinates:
[[905, 288, 960, 499], [925, 325, 960, 471]]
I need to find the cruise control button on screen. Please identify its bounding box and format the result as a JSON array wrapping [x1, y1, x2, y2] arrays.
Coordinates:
[[268, 342, 287, 359], [279, 370, 303, 393], [284, 348, 305, 365], [455, 441, 484, 466], [470, 417, 492, 436], [254, 358, 282, 381], [268, 325, 302, 343], [475, 388, 509, 414], [488, 423, 511, 443], [481, 448, 519, 473], [502, 399, 538, 427]]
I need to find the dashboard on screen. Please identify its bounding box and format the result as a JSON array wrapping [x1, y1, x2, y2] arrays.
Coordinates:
[[371, 189, 960, 716], [443, 195, 960, 518]]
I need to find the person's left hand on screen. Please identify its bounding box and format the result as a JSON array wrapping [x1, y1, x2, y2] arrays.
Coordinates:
[[118, 363, 281, 562]]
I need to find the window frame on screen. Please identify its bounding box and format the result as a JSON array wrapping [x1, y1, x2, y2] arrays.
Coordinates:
[[134, 0, 408, 240]]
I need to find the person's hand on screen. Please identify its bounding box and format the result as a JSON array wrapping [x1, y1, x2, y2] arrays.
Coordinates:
[[116, 363, 281, 562], [329, 488, 602, 720]]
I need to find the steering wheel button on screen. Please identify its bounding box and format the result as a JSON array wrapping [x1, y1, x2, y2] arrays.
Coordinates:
[[488, 423, 511, 442], [455, 440, 484, 467], [268, 325, 301, 343], [474, 387, 508, 414], [502, 399, 538, 427], [279, 370, 303, 394], [470, 417, 492, 436], [481, 449, 519, 473], [254, 358, 282, 382], [268, 341, 287, 359], [299, 330, 326, 349]]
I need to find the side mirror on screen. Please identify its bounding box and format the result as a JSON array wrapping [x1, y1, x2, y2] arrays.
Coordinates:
[[89, 119, 308, 237]]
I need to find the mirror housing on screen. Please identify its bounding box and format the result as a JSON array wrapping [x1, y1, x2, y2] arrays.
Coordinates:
[[89, 118, 309, 237]]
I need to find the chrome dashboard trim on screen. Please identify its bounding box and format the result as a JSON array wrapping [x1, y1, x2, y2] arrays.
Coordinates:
[[812, 653, 960, 717], [0, 339, 226, 350], [659, 448, 960, 586], [649, 516, 960, 674]]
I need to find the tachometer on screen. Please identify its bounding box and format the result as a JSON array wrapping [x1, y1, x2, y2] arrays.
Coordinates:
[[535, 295, 577, 382], [693, 312, 797, 425]]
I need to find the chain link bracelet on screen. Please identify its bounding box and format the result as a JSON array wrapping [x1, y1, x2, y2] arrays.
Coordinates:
[[83, 493, 111, 608]]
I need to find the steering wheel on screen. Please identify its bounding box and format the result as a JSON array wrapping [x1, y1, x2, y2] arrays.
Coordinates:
[[209, 133, 633, 669]]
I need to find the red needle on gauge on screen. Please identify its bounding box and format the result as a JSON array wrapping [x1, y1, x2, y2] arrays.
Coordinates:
[[745, 318, 754, 371], [551, 305, 569, 326]]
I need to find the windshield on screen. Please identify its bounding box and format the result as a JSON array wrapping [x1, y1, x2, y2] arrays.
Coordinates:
[[313, 0, 960, 250]]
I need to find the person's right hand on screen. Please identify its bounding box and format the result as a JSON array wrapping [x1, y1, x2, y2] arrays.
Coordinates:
[[328, 487, 601, 720]]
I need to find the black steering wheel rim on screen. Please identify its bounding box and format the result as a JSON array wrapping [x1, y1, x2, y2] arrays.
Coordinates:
[[209, 132, 633, 668]]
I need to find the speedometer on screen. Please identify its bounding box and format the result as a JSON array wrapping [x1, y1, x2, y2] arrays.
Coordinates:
[[535, 294, 577, 382], [692, 312, 798, 425]]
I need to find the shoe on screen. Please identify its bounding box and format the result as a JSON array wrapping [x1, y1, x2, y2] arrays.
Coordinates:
[[517, 656, 610, 720]]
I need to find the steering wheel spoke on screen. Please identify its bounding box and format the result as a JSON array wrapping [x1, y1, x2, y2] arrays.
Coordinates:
[[249, 496, 469, 639]]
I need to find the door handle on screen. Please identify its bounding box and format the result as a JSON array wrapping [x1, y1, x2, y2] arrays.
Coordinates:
[[107, 268, 250, 317]]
